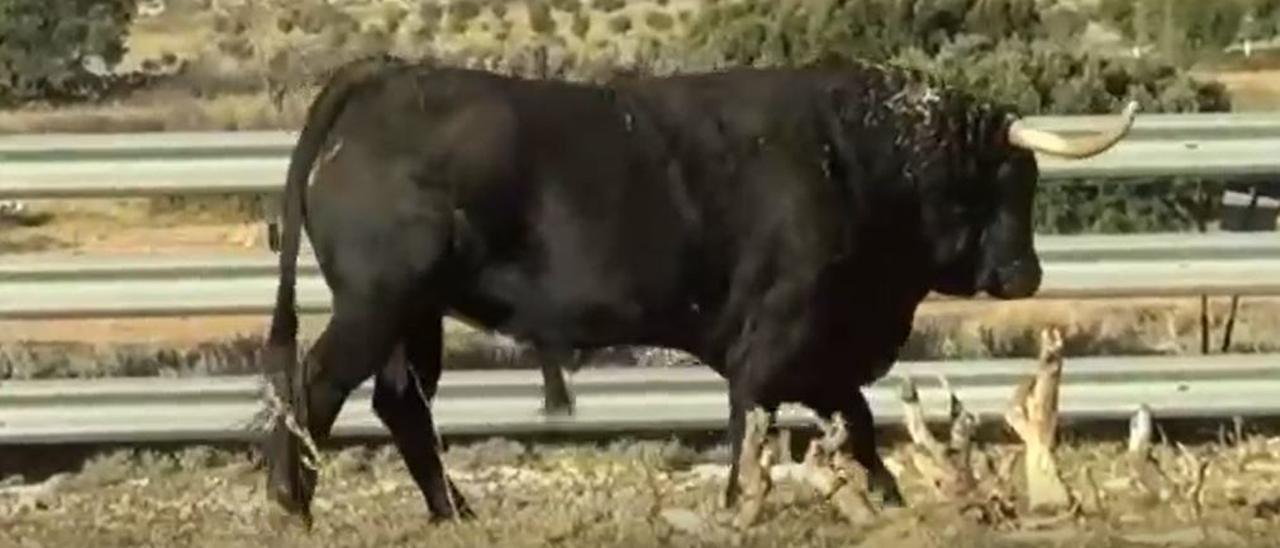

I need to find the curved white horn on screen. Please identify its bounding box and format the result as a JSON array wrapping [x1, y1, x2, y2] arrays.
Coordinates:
[[1008, 101, 1141, 159]]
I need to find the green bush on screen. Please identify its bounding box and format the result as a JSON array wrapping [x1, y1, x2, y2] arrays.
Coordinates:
[[591, 0, 626, 14], [571, 12, 592, 38], [0, 0, 148, 107], [549, 0, 580, 12], [529, 1, 557, 35], [679, 0, 1236, 234], [686, 0, 1280, 70]]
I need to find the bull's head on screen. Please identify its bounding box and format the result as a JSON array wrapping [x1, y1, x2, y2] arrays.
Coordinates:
[[927, 101, 1140, 300]]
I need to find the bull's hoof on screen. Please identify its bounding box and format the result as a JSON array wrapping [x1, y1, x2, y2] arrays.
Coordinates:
[[264, 437, 317, 528], [267, 482, 314, 530], [869, 475, 907, 508], [429, 504, 477, 524], [427, 498, 477, 523], [879, 489, 907, 508], [719, 477, 742, 510]]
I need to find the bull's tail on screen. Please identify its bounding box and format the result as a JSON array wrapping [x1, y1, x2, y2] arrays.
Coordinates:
[[265, 56, 402, 369], [263, 55, 403, 514]]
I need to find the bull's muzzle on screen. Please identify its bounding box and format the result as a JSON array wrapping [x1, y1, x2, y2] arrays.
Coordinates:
[[988, 256, 1042, 300]]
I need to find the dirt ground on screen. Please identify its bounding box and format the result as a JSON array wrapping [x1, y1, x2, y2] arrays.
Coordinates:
[[0, 198, 262, 255], [1203, 70, 1280, 111], [2, 435, 1279, 548]]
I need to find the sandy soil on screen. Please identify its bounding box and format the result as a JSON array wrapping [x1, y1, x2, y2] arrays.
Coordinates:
[[2, 436, 1279, 548], [0, 199, 262, 255]]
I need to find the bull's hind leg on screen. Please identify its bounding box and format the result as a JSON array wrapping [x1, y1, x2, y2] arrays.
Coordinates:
[[267, 292, 403, 521], [721, 358, 783, 528], [373, 311, 473, 521], [537, 347, 576, 416]]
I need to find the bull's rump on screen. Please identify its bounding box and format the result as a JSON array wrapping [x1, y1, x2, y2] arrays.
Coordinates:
[[310, 67, 703, 349]]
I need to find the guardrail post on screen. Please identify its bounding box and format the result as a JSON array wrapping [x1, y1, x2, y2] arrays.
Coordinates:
[[261, 193, 282, 254]]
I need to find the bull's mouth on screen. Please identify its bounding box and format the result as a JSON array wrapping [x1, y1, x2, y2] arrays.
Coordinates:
[[983, 257, 1042, 300]]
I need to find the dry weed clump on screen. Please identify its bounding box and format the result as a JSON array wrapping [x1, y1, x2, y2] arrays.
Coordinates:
[[3, 298, 1279, 380], [882, 326, 1280, 546]]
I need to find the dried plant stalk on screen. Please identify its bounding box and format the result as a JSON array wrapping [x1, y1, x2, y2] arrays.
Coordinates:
[[898, 376, 977, 498], [732, 407, 775, 529], [797, 414, 876, 525], [1004, 328, 1074, 513], [1126, 404, 1166, 506]]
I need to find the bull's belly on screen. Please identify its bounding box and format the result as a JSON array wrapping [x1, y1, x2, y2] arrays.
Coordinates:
[[445, 264, 689, 350]]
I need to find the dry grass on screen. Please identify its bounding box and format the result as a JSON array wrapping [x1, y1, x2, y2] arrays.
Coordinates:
[[2, 296, 1278, 380], [2, 435, 1278, 547], [906, 297, 1280, 360], [0, 199, 261, 254]]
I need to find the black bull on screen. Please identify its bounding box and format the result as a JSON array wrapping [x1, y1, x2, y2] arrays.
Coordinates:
[[261, 55, 1138, 523]]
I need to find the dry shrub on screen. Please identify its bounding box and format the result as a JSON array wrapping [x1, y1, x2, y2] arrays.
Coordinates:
[[550, 0, 582, 13], [571, 12, 592, 38], [418, 2, 444, 26], [490, 1, 509, 19], [529, 1, 558, 35], [451, 0, 481, 21], [591, 0, 627, 14], [608, 14, 633, 34], [645, 10, 674, 31]]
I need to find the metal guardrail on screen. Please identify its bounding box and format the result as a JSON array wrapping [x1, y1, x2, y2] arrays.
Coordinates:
[[4, 233, 1280, 319], [0, 114, 1278, 446], [3, 113, 1280, 199], [0, 118, 1275, 319], [3, 355, 1277, 445]]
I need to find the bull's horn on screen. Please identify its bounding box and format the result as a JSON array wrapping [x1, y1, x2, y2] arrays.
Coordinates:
[[1007, 101, 1141, 160]]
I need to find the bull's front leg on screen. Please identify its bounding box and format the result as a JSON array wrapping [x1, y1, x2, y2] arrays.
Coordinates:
[[786, 391, 905, 527], [721, 395, 777, 526], [820, 390, 906, 508], [719, 279, 814, 527]]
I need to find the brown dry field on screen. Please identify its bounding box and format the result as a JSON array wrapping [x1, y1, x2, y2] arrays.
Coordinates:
[[3, 435, 1280, 548]]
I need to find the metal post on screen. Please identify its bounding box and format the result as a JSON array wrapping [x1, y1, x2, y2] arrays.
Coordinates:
[[1221, 186, 1260, 352], [261, 194, 282, 254]]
